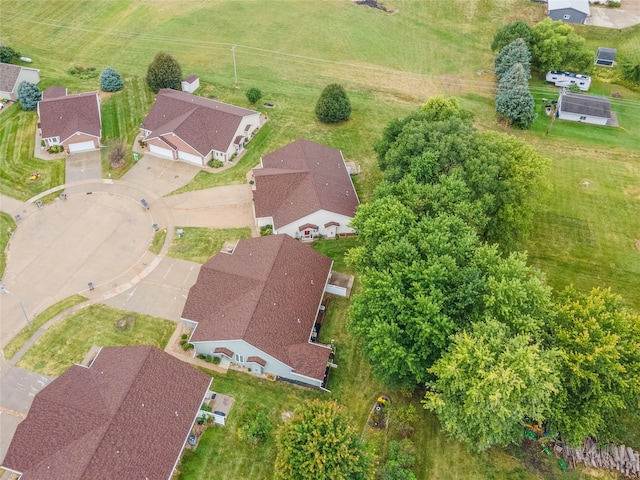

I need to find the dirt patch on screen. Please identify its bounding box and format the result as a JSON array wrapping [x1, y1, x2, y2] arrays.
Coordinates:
[[636, 239, 640, 252], [624, 185, 640, 200], [352, 0, 397, 14], [281, 411, 293, 421], [520, 438, 553, 476]]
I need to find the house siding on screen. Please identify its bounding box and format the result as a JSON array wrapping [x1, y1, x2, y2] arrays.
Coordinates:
[[274, 210, 355, 239], [557, 110, 608, 126], [2, 67, 40, 100], [220, 113, 261, 161], [190, 338, 324, 387], [63, 132, 100, 150], [548, 8, 588, 24]]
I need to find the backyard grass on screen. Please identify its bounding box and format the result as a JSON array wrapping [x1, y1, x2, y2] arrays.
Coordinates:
[[17, 304, 175, 376], [0, 105, 65, 200], [2, 294, 87, 360], [0, 212, 16, 277], [311, 237, 361, 274], [167, 227, 253, 264]]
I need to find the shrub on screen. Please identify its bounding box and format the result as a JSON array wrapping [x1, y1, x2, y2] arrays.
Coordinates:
[[260, 225, 273, 236], [207, 158, 224, 168], [107, 138, 127, 169], [47, 145, 64, 154], [237, 408, 272, 444], [179, 339, 187, 346], [17, 81, 41, 110], [181, 333, 188, 340], [100, 67, 124, 92], [205, 355, 212, 363], [0, 46, 20, 64], [198, 353, 206, 360], [213, 356, 221, 365], [315, 83, 351, 123], [146, 51, 182, 93], [245, 87, 262, 104]]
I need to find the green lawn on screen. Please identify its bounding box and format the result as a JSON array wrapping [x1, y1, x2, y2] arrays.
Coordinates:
[[149, 228, 167, 255], [17, 304, 175, 376], [311, 237, 361, 274], [2, 294, 87, 360], [0, 105, 65, 200], [0, 212, 16, 277], [167, 227, 253, 264]]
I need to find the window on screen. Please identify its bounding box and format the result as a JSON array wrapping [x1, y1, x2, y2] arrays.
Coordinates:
[[579, 116, 587, 121], [563, 14, 571, 20], [235, 354, 244, 363]]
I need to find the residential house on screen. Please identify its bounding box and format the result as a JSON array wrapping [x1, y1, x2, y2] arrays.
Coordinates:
[[547, 0, 590, 24], [181, 75, 200, 93], [1, 345, 211, 480], [557, 92, 613, 126], [140, 89, 261, 166], [181, 234, 336, 390], [37, 88, 101, 153], [252, 139, 360, 240], [0, 62, 40, 101]]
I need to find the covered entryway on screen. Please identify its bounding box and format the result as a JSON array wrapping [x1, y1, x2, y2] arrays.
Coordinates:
[[150, 144, 174, 159], [178, 150, 203, 166], [68, 140, 96, 153]]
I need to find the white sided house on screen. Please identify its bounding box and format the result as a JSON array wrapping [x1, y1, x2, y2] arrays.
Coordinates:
[[140, 89, 261, 166], [557, 92, 613, 126], [181, 235, 336, 390], [252, 139, 360, 241], [37, 87, 102, 153], [546, 71, 591, 91]]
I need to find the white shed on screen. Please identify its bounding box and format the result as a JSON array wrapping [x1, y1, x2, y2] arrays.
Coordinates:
[[181, 74, 200, 93], [557, 93, 613, 126]]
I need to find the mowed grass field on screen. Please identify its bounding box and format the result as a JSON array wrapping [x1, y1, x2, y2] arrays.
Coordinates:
[[1, 1, 639, 479]]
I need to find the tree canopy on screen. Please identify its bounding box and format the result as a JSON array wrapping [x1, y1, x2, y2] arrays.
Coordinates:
[[274, 400, 372, 480], [494, 38, 531, 79], [618, 54, 640, 85], [491, 21, 533, 52], [17, 81, 40, 110], [0, 46, 20, 64], [146, 52, 182, 93], [496, 82, 536, 129], [100, 66, 124, 92], [424, 319, 559, 452], [315, 83, 352, 123], [545, 287, 640, 446], [245, 87, 262, 104], [530, 19, 593, 73]]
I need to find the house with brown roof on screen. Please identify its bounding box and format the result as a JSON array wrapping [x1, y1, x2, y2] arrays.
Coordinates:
[[140, 89, 261, 166], [37, 89, 102, 153], [1, 345, 211, 480], [557, 92, 614, 126], [0, 62, 40, 101], [252, 139, 360, 240], [181, 234, 336, 389]]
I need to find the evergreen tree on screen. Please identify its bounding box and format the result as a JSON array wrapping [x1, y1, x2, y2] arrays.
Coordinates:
[[0, 46, 20, 64], [494, 38, 531, 80], [146, 52, 182, 93], [496, 84, 536, 129], [315, 83, 351, 123], [17, 81, 41, 110], [100, 67, 124, 92], [245, 87, 262, 104]]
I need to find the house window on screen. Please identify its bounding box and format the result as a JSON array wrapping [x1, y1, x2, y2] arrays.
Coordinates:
[[563, 14, 571, 20], [235, 354, 244, 363], [579, 116, 587, 121]]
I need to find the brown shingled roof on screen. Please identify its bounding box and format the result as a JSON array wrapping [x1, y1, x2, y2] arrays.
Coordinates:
[[183, 74, 199, 83], [42, 85, 67, 100], [182, 235, 333, 381], [0, 62, 21, 93], [142, 89, 258, 156], [38, 91, 101, 141], [2, 346, 211, 480], [253, 139, 360, 229]]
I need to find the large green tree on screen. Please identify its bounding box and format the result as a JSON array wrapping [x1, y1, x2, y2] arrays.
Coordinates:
[[274, 400, 372, 480], [424, 319, 559, 452], [315, 83, 352, 123], [530, 19, 593, 73], [491, 21, 533, 52], [17, 81, 40, 110], [494, 38, 531, 79], [546, 287, 640, 446], [496, 83, 536, 129], [146, 52, 182, 93], [618, 54, 640, 85], [0, 46, 20, 64]]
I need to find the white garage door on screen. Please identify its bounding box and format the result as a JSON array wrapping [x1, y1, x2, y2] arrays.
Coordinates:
[[68, 141, 95, 153], [178, 150, 202, 165], [150, 144, 174, 159]]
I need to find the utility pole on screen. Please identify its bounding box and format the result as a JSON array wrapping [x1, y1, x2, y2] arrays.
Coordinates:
[[546, 88, 564, 135], [231, 45, 239, 89]]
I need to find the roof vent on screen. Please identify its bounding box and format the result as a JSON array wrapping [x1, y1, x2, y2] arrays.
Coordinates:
[[297, 319, 301, 324], [175, 411, 179, 416], [311, 280, 314, 285], [142, 403, 145, 407], [116, 449, 120, 455]]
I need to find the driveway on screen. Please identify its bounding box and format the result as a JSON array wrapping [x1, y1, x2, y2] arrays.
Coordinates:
[[587, 3, 640, 28], [65, 150, 102, 183], [103, 257, 201, 321], [164, 185, 257, 230], [0, 189, 153, 347], [122, 155, 200, 197], [0, 367, 53, 463]]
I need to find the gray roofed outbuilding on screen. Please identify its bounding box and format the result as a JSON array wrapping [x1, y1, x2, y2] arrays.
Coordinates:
[[559, 93, 611, 118], [595, 47, 617, 66]]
